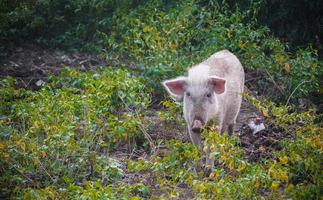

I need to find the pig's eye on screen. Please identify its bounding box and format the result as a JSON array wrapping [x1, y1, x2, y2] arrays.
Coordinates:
[[206, 93, 212, 97], [186, 92, 191, 96]]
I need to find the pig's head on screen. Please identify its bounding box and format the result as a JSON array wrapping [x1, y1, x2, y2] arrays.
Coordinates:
[[163, 72, 226, 133]]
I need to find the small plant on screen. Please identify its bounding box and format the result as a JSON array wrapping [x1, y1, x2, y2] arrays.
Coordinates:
[[158, 99, 183, 124], [0, 67, 151, 198]]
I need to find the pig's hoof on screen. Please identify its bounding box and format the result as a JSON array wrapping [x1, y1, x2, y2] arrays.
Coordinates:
[[203, 167, 212, 177], [195, 164, 204, 173]]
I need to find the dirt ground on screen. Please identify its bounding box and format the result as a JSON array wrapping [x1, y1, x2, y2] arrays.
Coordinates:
[[1, 43, 288, 197], [0, 43, 107, 90]]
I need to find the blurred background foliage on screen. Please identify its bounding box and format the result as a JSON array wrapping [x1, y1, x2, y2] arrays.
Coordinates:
[[1, 0, 322, 52], [227, 0, 323, 52]]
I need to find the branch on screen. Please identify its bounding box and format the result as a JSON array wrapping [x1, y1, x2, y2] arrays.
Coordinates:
[[264, 69, 284, 95], [285, 80, 311, 106]]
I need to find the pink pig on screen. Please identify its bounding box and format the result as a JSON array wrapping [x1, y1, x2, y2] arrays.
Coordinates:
[[163, 50, 245, 169]]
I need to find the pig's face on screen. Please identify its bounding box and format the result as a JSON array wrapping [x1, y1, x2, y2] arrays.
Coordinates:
[[163, 76, 226, 133], [183, 83, 215, 133]]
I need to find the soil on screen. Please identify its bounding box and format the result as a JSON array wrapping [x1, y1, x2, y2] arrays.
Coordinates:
[[1, 43, 289, 198], [0, 43, 107, 90]]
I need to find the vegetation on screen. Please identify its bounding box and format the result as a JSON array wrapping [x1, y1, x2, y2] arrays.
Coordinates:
[[0, 68, 152, 198], [226, 0, 323, 50], [1, 0, 322, 102], [0, 0, 322, 199]]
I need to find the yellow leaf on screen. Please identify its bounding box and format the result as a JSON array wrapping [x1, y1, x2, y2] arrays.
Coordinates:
[[285, 184, 294, 193], [255, 178, 260, 189], [20, 142, 25, 152], [278, 156, 288, 165], [41, 151, 47, 158], [238, 41, 246, 49], [130, 197, 141, 200], [220, 155, 228, 162], [0, 143, 5, 151], [284, 63, 291, 73], [143, 26, 150, 32], [262, 109, 269, 117], [34, 158, 40, 167], [3, 153, 9, 160], [280, 171, 289, 181], [168, 43, 177, 50], [228, 160, 234, 170], [316, 136, 323, 149], [237, 162, 246, 172], [267, 164, 275, 177], [203, 144, 209, 153], [34, 121, 40, 129], [271, 181, 280, 191], [227, 31, 232, 39], [45, 187, 56, 200], [290, 152, 301, 162], [275, 54, 285, 65], [208, 172, 216, 180]]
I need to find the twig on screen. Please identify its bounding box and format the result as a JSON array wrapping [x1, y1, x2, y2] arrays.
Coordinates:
[[117, 94, 155, 151], [245, 76, 263, 83], [136, 115, 155, 151], [8, 161, 35, 184], [16, 77, 30, 88], [37, 158, 55, 183], [264, 69, 284, 95], [129, 146, 137, 159], [286, 80, 311, 106], [9, 61, 19, 67]]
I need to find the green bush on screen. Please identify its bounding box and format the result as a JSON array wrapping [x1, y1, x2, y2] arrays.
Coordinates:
[[0, 0, 144, 51], [126, 94, 322, 199], [1, 0, 321, 102], [225, 0, 323, 51], [0, 67, 151, 197], [99, 0, 322, 102], [2, 79, 321, 198]]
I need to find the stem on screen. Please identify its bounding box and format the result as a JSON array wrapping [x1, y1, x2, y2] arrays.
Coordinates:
[[285, 80, 311, 106]]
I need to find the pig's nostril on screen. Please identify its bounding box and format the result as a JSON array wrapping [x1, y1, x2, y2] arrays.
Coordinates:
[[191, 127, 201, 133], [191, 119, 203, 133]]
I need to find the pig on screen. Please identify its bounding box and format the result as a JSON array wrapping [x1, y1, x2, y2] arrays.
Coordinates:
[[162, 50, 244, 169]]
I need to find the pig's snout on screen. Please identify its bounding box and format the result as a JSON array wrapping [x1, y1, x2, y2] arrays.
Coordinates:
[[191, 118, 204, 133]]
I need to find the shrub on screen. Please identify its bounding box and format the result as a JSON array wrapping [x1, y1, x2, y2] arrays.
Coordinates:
[[127, 94, 322, 199], [0, 0, 144, 51], [0, 67, 151, 197], [1, 0, 321, 102], [99, 0, 321, 102]]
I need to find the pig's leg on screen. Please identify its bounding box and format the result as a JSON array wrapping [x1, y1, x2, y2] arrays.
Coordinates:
[[220, 125, 227, 134], [188, 129, 204, 172], [220, 122, 234, 135], [205, 146, 215, 169], [189, 130, 202, 149], [227, 123, 234, 135]]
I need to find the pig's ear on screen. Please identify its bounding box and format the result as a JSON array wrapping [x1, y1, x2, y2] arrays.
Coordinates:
[[208, 76, 226, 94], [162, 77, 187, 99]]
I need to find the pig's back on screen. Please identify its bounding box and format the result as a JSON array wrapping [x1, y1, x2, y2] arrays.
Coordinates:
[[203, 50, 245, 125], [202, 50, 244, 93]]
